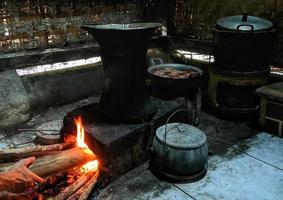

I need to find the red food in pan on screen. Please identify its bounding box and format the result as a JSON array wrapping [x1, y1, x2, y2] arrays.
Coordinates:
[[152, 67, 194, 79]]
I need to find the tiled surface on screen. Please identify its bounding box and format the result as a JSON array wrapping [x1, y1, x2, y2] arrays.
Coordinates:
[[96, 132, 283, 200], [238, 133, 283, 169], [138, 186, 194, 200], [176, 148, 283, 200]]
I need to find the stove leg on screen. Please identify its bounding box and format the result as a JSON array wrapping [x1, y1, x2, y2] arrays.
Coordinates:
[[185, 88, 201, 126], [195, 88, 202, 126], [185, 97, 192, 124]]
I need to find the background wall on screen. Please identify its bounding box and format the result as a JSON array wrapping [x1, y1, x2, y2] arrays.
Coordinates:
[[0, 0, 282, 64], [174, 0, 283, 39], [1, 0, 283, 50], [0, 0, 163, 52], [173, 0, 283, 66]]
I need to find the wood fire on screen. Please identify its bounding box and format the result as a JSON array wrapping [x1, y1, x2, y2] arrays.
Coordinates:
[[74, 116, 99, 173], [0, 116, 99, 200]]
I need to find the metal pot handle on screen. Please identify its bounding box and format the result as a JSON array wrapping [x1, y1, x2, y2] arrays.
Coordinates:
[[181, 52, 193, 62], [236, 24, 254, 32], [163, 108, 187, 148], [151, 57, 163, 66]]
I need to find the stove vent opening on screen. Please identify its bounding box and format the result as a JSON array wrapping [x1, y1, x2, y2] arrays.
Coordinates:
[[216, 83, 259, 109]]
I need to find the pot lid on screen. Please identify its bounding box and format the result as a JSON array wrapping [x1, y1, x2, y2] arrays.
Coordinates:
[[156, 123, 207, 149], [216, 14, 273, 31]]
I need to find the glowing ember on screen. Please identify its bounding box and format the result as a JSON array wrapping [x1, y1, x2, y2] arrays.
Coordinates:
[[80, 160, 99, 173], [74, 116, 99, 172]]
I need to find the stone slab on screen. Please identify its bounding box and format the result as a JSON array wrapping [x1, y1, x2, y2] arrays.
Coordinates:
[[62, 98, 183, 159], [22, 64, 104, 111], [61, 98, 184, 183], [0, 43, 100, 72], [85, 119, 149, 160], [0, 70, 31, 129], [256, 82, 283, 102], [10, 132, 36, 146]]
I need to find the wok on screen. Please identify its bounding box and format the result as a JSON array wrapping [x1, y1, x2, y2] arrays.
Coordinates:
[[147, 61, 203, 99]]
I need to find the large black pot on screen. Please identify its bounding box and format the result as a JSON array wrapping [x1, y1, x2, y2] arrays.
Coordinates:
[[147, 63, 203, 99], [213, 14, 275, 72], [81, 23, 162, 122]]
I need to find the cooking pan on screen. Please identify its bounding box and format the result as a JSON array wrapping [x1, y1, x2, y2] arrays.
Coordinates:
[[147, 59, 203, 99]]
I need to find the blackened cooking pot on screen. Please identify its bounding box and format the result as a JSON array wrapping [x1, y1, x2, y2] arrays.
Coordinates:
[[151, 118, 208, 181], [213, 14, 275, 72], [147, 63, 203, 99]]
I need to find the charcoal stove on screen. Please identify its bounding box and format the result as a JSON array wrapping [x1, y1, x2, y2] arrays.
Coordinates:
[[207, 65, 269, 118], [207, 14, 273, 118]]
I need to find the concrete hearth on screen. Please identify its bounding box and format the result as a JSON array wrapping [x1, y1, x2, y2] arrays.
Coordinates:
[[61, 98, 185, 184]]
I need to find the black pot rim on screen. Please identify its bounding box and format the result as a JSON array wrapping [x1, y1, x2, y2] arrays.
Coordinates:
[[81, 22, 163, 31], [147, 63, 203, 80]]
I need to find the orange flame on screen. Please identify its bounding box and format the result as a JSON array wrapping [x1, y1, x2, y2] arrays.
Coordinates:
[[74, 116, 98, 172], [74, 116, 88, 148]]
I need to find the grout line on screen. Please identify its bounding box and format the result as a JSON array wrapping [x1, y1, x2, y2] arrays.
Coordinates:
[[242, 152, 283, 172], [172, 184, 198, 200], [208, 135, 283, 172]]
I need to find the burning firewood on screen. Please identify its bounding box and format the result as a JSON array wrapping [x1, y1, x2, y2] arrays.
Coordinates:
[[0, 116, 99, 200], [29, 147, 97, 178], [0, 142, 76, 162], [66, 171, 99, 200], [0, 147, 97, 177], [52, 170, 98, 200], [26, 116, 98, 178]]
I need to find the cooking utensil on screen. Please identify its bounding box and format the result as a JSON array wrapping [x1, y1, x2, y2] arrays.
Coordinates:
[[81, 23, 162, 122], [147, 59, 203, 99], [213, 14, 275, 71], [151, 109, 208, 181], [35, 120, 63, 145]]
